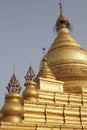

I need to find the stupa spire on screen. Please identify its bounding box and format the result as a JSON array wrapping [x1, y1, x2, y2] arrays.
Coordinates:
[[35, 56, 56, 80], [56, 0, 71, 32]]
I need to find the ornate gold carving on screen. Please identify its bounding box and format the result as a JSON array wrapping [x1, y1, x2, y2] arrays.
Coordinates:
[[64, 86, 82, 94], [52, 65, 87, 80]]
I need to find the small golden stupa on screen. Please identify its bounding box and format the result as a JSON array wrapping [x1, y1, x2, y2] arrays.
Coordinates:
[[0, 1, 87, 130]]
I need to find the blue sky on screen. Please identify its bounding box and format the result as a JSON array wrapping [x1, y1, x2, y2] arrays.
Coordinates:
[[0, 0, 87, 108]]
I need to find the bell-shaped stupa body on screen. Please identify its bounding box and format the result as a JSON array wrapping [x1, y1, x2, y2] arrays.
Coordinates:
[[45, 3, 87, 93]]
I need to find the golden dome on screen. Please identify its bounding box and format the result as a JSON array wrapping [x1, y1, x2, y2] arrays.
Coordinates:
[[1, 93, 24, 123], [45, 4, 87, 81], [23, 81, 39, 101]]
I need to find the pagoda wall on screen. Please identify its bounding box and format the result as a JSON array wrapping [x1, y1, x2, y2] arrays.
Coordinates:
[[23, 90, 87, 127], [38, 91, 87, 106], [64, 80, 87, 94], [1, 91, 87, 129], [0, 122, 86, 130]]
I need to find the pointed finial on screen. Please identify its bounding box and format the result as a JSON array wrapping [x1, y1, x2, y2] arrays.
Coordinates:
[[13, 65, 15, 74], [24, 65, 35, 81], [6, 73, 21, 94], [59, 0, 62, 14], [42, 47, 46, 56]]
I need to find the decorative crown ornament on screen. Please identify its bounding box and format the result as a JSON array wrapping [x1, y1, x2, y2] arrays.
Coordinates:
[[24, 66, 35, 81], [6, 73, 21, 94]]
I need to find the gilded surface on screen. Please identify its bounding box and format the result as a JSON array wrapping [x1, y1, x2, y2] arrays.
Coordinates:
[[51, 64, 87, 81], [23, 81, 39, 101], [1, 93, 24, 123], [35, 56, 56, 81], [1, 2, 87, 130], [46, 27, 87, 81], [23, 66, 39, 101]]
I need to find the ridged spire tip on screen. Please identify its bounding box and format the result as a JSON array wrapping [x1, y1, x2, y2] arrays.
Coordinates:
[[59, 0, 62, 14]]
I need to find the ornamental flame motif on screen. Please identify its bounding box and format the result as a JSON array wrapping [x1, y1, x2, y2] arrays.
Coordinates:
[[6, 73, 21, 94], [24, 66, 35, 81]]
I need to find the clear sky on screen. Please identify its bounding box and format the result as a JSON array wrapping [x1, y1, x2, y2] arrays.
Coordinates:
[[0, 0, 87, 108]]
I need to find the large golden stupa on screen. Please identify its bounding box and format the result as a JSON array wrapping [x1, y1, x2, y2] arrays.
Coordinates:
[[0, 2, 87, 130]]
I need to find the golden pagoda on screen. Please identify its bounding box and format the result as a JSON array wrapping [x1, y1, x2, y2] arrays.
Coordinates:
[[0, 1, 87, 130]]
